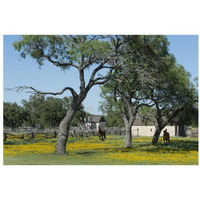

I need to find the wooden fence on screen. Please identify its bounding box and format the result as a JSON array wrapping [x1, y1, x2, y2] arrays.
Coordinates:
[[191, 131, 198, 137], [3, 127, 126, 142]]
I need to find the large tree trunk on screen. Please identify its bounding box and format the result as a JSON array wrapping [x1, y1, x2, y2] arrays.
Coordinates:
[[121, 103, 136, 148], [122, 113, 134, 148], [125, 123, 133, 148], [55, 108, 76, 154], [151, 127, 162, 145], [55, 122, 70, 154], [55, 97, 82, 154]]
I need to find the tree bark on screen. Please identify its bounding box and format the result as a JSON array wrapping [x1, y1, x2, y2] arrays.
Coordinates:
[[125, 123, 133, 148], [151, 128, 162, 145], [122, 113, 134, 148], [55, 98, 81, 154], [55, 110, 76, 154]]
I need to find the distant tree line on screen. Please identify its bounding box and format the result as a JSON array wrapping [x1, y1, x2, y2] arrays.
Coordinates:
[[4, 95, 89, 129]]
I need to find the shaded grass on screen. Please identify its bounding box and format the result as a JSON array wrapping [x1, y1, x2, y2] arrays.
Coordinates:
[[3, 135, 198, 165]]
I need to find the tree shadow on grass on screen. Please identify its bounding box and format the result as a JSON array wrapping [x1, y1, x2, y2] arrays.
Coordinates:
[[76, 151, 97, 155], [133, 139, 198, 153], [91, 139, 198, 154]]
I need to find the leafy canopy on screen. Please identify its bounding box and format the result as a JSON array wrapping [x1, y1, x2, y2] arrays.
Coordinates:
[[13, 35, 112, 70]]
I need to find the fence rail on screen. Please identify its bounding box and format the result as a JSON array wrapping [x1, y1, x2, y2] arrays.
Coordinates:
[[3, 127, 126, 142]]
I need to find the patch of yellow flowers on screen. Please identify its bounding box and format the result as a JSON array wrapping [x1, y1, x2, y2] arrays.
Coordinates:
[[4, 136, 198, 165]]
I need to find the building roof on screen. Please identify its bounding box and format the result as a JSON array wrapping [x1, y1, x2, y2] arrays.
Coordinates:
[[133, 115, 176, 126], [133, 115, 155, 126], [86, 115, 106, 123]]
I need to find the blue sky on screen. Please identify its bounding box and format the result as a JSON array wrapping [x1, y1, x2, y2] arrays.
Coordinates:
[[167, 35, 198, 78], [3, 35, 198, 115]]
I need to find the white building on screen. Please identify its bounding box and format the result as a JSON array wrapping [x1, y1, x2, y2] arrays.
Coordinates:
[[132, 125, 178, 137], [131, 116, 180, 137]]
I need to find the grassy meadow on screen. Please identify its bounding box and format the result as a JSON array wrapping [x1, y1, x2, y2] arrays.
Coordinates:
[[3, 135, 198, 165]]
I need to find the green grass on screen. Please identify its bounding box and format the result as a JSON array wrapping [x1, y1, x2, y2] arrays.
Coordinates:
[[3, 135, 198, 165]]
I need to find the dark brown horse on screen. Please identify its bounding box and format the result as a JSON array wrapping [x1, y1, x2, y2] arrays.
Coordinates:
[[97, 127, 106, 141], [163, 129, 170, 145]]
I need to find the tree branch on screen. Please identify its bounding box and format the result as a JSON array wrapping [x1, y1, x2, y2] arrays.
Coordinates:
[[43, 55, 79, 69], [161, 106, 185, 129], [7, 86, 78, 98], [85, 60, 111, 91], [89, 60, 108, 81]]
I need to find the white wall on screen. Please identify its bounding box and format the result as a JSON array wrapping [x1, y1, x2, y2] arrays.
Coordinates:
[[132, 126, 176, 137]]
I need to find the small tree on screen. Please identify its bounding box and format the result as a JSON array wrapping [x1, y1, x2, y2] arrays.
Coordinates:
[[3, 102, 25, 128], [21, 94, 45, 127]]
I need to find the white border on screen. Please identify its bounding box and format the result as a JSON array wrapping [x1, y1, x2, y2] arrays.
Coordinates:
[[1, 1, 200, 200]]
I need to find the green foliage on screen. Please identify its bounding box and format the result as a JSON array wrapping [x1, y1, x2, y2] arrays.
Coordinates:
[[21, 94, 45, 127], [173, 102, 198, 127], [4, 95, 88, 128], [99, 85, 125, 127], [100, 35, 197, 130], [103, 112, 125, 127], [99, 36, 171, 124], [39, 97, 66, 128], [152, 62, 197, 127], [12, 35, 112, 70], [11, 35, 197, 131], [3, 102, 25, 128]]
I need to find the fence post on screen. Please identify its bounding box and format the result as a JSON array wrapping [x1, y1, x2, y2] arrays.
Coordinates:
[[86, 130, 89, 137], [45, 129, 48, 139], [54, 128, 57, 138], [31, 128, 35, 139], [24, 128, 28, 140], [21, 133, 24, 139], [4, 132, 7, 142]]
